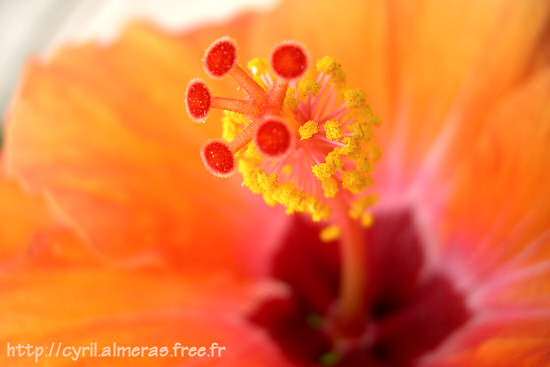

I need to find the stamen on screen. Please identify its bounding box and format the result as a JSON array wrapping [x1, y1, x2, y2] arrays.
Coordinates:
[[270, 41, 308, 80], [254, 116, 293, 158], [185, 79, 211, 122], [200, 140, 235, 177]]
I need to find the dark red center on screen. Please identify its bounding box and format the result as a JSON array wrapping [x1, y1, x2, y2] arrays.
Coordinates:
[[201, 141, 234, 176], [256, 119, 291, 157], [186, 81, 211, 120], [205, 40, 237, 77], [250, 210, 470, 366], [271, 44, 307, 79]]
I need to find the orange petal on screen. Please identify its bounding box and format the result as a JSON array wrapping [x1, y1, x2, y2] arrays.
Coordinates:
[[0, 264, 291, 366], [441, 67, 550, 278], [0, 176, 91, 267], [5, 23, 287, 273], [434, 338, 550, 367]]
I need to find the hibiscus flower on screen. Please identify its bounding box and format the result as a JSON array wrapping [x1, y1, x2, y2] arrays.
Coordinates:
[[1, 0, 550, 366]]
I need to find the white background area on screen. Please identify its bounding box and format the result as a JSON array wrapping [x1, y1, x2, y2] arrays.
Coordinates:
[[0, 0, 278, 117]]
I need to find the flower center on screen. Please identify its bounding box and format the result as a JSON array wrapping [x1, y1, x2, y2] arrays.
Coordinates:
[[185, 37, 382, 226], [250, 211, 471, 366]]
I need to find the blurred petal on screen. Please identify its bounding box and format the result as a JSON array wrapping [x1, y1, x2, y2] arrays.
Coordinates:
[[0, 177, 91, 267], [424, 67, 550, 366], [0, 264, 291, 367], [441, 67, 550, 280], [434, 338, 550, 367], [5, 23, 287, 273]]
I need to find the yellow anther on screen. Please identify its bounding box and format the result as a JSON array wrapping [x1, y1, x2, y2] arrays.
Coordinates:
[[299, 120, 319, 140], [221, 111, 248, 141], [257, 172, 278, 193], [262, 193, 277, 207], [247, 57, 270, 89], [348, 122, 365, 140], [316, 56, 346, 87], [312, 163, 335, 180], [349, 194, 378, 219], [340, 136, 362, 161], [324, 120, 343, 141], [342, 170, 368, 194], [320, 224, 341, 242], [356, 156, 371, 173], [222, 121, 239, 142], [361, 212, 374, 228], [321, 177, 339, 198], [238, 143, 262, 163], [325, 149, 343, 172], [239, 161, 263, 194], [349, 105, 373, 125], [248, 57, 269, 75], [344, 88, 366, 108], [312, 205, 332, 222], [367, 143, 382, 162], [284, 87, 299, 110], [297, 79, 321, 100], [362, 122, 373, 141]]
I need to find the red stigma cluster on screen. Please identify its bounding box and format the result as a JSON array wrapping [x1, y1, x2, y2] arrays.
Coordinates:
[[201, 140, 235, 177], [255, 117, 293, 158], [185, 79, 211, 122], [270, 43, 309, 80], [185, 37, 308, 177]]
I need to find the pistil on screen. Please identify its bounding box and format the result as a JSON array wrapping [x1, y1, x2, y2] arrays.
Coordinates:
[[331, 193, 368, 337], [185, 36, 383, 341]]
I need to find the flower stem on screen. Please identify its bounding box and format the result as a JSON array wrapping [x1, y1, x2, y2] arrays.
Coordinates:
[[333, 194, 368, 336]]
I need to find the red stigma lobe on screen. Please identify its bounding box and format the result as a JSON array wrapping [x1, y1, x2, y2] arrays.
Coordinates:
[[271, 42, 308, 80], [203, 37, 237, 78], [185, 79, 211, 122], [201, 140, 235, 177], [255, 117, 292, 157]]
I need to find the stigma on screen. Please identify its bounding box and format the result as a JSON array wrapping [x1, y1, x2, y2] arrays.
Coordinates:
[[185, 37, 381, 226]]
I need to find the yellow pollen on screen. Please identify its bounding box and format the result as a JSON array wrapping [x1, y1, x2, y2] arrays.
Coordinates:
[[361, 212, 374, 228], [349, 105, 373, 125], [325, 149, 344, 172], [312, 163, 335, 180], [257, 172, 278, 192], [316, 56, 346, 88], [340, 136, 362, 161], [297, 79, 321, 100], [247, 57, 270, 89], [222, 111, 248, 142], [320, 224, 341, 242], [371, 114, 382, 126], [344, 88, 367, 108], [284, 87, 299, 110], [299, 120, 319, 140], [324, 120, 343, 141], [356, 156, 371, 173], [321, 177, 339, 198], [367, 143, 382, 162], [342, 170, 369, 195], [349, 194, 378, 219]]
